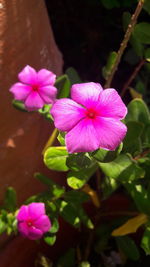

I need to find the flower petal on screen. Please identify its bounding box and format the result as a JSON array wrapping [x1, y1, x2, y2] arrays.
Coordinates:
[[98, 89, 127, 119], [38, 85, 57, 104], [93, 117, 127, 150], [66, 118, 100, 153], [17, 205, 29, 221], [37, 69, 56, 86], [18, 65, 37, 85], [9, 83, 32, 101], [51, 98, 85, 132], [28, 226, 43, 240], [25, 91, 44, 111], [34, 215, 51, 233], [71, 82, 103, 107], [28, 203, 45, 220], [18, 222, 29, 237]]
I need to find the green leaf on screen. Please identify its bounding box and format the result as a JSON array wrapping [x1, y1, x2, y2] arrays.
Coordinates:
[[57, 132, 66, 146], [78, 207, 94, 229], [47, 202, 58, 217], [57, 248, 75, 267], [35, 173, 65, 197], [0, 218, 6, 234], [102, 176, 119, 198], [125, 183, 150, 214], [99, 154, 145, 182], [130, 34, 144, 58], [44, 235, 56, 246], [134, 23, 150, 44], [59, 200, 80, 227], [78, 262, 91, 267], [101, 0, 120, 9], [55, 74, 71, 98], [141, 226, 150, 255], [66, 154, 92, 171], [38, 104, 53, 122], [49, 218, 59, 234], [59, 198, 93, 229], [116, 236, 140, 261], [92, 143, 123, 163], [44, 147, 69, 172], [67, 163, 98, 189], [123, 121, 143, 154], [65, 190, 89, 204], [135, 80, 146, 95], [4, 187, 17, 212], [102, 51, 117, 79], [144, 48, 150, 62], [143, 0, 150, 15], [125, 99, 150, 124], [122, 12, 131, 31], [65, 67, 82, 85], [12, 100, 27, 112]]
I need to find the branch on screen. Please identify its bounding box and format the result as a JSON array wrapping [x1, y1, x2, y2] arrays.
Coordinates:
[[104, 0, 145, 89], [121, 59, 145, 97]]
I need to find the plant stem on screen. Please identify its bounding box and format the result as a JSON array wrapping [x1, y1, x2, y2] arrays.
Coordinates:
[[121, 59, 145, 97], [42, 128, 58, 155], [104, 0, 145, 89], [134, 148, 150, 160], [84, 230, 95, 261]]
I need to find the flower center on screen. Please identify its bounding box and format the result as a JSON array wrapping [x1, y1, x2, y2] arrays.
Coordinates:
[[27, 219, 33, 227], [32, 84, 39, 91], [86, 108, 97, 119]]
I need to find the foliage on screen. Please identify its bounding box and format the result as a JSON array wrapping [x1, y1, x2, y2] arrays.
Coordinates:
[[4, 0, 150, 265]]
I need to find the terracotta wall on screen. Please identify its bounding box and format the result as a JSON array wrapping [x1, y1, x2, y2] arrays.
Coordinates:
[[0, 0, 64, 265]]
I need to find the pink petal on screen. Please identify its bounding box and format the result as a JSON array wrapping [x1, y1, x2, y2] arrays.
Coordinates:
[[34, 215, 51, 233], [93, 117, 127, 150], [37, 69, 56, 86], [28, 203, 45, 220], [18, 65, 37, 85], [71, 82, 103, 108], [51, 98, 86, 132], [17, 205, 29, 221], [25, 91, 44, 111], [18, 221, 29, 237], [9, 83, 32, 101], [66, 118, 100, 153], [28, 226, 43, 240], [38, 85, 57, 104], [98, 89, 127, 119]]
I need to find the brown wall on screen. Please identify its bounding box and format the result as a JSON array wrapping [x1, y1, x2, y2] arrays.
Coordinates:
[[0, 0, 64, 265]]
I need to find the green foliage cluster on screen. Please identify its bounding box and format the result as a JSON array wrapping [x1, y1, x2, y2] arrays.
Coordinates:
[[3, 0, 150, 266]]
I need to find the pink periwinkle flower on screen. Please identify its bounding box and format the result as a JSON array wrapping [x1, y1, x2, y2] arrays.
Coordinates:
[[10, 65, 57, 111], [17, 202, 51, 240], [51, 82, 127, 153]]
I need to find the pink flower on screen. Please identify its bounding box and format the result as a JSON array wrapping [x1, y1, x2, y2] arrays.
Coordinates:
[[17, 202, 51, 240], [10, 65, 57, 111], [51, 82, 127, 153]]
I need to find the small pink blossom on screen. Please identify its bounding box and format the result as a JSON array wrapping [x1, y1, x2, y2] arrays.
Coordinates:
[[51, 82, 127, 153], [17, 202, 51, 240], [10, 65, 57, 111]]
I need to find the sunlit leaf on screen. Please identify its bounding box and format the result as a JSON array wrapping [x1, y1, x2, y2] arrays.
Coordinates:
[[44, 146, 69, 171], [112, 213, 148, 236]]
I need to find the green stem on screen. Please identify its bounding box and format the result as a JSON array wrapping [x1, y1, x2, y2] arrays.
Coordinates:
[[104, 0, 145, 89], [42, 128, 58, 155]]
